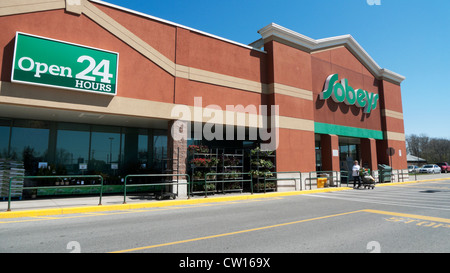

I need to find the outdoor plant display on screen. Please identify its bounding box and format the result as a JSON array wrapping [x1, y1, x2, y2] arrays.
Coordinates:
[[188, 145, 220, 195], [250, 158, 274, 169], [223, 171, 241, 179], [189, 157, 219, 167], [249, 147, 276, 191], [254, 181, 276, 191], [193, 171, 204, 180], [188, 145, 209, 154], [250, 147, 274, 157], [220, 155, 240, 166], [249, 170, 273, 178]]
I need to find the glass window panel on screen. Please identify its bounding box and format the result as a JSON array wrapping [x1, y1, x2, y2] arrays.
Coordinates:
[[56, 123, 90, 175], [90, 125, 121, 175], [10, 120, 49, 162], [138, 133, 148, 164], [153, 130, 167, 162], [0, 120, 10, 158]]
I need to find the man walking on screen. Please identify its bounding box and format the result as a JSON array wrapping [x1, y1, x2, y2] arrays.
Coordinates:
[[352, 160, 362, 189]]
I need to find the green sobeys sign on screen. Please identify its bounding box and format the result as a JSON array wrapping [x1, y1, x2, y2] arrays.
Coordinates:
[[320, 74, 378, 113], [11, 32, 118, 95]]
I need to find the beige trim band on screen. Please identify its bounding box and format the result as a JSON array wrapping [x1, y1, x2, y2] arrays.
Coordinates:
[[0, 81, 316, 132], [279, 116, 315, 132], [384, 131, 405, 142], [82, 1, 176, 75], [382, 109, 404, 120], [176, 65, 268, 94], [269, 83, 313, 101], [0, 0, 64, 17]]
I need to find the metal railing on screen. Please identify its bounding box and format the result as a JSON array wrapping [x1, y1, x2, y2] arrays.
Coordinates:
[[263, 171, 302, 192], [4, 168, 414, 212], [340, 171, 350, 187], [123, 174, 190, 203], [340, 169, 411, 185], [397, 169, 408, 182], [307, 171, 340, 190], [6, 175, 104, 211], [202, 172, 252, 198]]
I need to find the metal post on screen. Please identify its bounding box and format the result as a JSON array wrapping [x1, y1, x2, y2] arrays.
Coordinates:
[[204, 175, 208, 198], [7, 177, 12, 211], [98, 176, 104, 206], [123, 175, 128, 204], [250, 172, 253, 195]]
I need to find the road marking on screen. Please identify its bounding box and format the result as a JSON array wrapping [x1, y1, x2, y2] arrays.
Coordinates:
[[323, 190, 450, 203], [362, 209, 450, 224], [384, 216, 450, 229], [309, 193, 450, 211], [307, 183, 450, 211], [109, 210, 363, 253], [362, 209, 450, 230]]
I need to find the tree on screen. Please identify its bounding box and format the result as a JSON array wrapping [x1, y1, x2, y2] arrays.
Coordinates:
[[406, 134, 429, 158], [406, 134, 450, 163]]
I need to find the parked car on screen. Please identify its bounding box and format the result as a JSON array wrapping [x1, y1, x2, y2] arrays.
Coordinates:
[[419, 164, 441, 174], [408, 165, 420, 173], [436, 162, 450, 173]]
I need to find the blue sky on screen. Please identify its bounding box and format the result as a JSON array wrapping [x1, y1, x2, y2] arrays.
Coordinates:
[[104, 0, 450, 139]]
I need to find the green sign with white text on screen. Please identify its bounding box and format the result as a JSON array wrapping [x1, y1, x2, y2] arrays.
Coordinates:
[[11, 32, 118, 95], [320, 74, 378, 113]]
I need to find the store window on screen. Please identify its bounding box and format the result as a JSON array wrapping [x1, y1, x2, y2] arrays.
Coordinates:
[[89, 125, 122, 175], [0, 119, 11, 158], [56, 123, 90, 175], [137, 129, 149, 167], [339, 136, 360, 176], [9, 120, 50, 174], [0, 117, 169, 178], [153, 130, 167, 162]]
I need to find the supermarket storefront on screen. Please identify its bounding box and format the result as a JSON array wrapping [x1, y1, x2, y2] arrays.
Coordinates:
[[0, 0, 407, 195]]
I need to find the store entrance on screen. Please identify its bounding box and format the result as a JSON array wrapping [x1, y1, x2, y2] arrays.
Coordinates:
[[339, 137, 361, 179]]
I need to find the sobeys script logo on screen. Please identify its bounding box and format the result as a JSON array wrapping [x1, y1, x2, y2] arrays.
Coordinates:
[[320, 74, 379, 113], [11, 32, 118, 95]]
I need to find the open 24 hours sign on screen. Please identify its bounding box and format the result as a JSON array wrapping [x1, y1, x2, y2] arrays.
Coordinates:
[[11, 32, 119, 95]]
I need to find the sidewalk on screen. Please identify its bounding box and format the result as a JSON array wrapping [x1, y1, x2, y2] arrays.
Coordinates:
[[1, 173, 449, 219]]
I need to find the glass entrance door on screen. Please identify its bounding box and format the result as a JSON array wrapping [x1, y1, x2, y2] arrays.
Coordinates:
[[339, 137, 361, 179]]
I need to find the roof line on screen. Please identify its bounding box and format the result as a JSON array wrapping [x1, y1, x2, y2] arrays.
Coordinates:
[[89, 0, 266, 53], [258, 23, 405, 84]]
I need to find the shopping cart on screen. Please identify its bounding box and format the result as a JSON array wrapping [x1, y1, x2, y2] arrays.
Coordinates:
[[361, 170, 376, 189]]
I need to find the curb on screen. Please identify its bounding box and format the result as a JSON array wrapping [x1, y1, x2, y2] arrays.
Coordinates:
[[0, 187, 351, 219]]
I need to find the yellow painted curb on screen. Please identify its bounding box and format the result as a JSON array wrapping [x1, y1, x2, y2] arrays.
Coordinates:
[[0, 187, 352, 219]]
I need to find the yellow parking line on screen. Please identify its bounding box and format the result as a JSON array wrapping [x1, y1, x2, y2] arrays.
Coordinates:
[[109, 210, 363, 253], [362, 209, 450, 224]]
